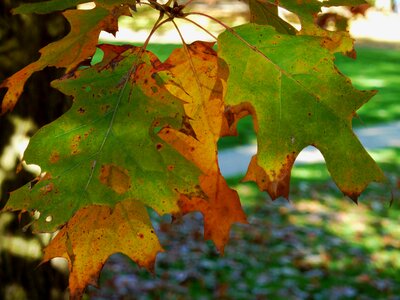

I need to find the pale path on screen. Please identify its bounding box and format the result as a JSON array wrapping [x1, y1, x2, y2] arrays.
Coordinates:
[[218, 122, 400, 177]]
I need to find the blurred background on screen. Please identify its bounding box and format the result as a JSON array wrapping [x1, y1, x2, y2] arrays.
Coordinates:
[[0, 0, 399, 299]]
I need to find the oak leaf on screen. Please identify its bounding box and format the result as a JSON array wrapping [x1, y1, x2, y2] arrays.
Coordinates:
[[218, 24, 384, 201], [248, 0, 297, 35], [158, 42, 248, 253], [1, 3, 131, 114], [4, 45, 201, 232], [248, 0, 369, 54], [43, 199, 162, 299]]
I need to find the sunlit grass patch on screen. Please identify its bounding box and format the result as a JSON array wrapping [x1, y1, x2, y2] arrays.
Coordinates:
[[336, 47, 400, 126]]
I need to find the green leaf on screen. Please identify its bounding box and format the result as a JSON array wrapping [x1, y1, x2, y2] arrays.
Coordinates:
[[271, 0, 367, 35], [218, 24, 384, 201], [250, 0, 369, 54], [5, 46, 201, 232], [248, 0, 297, 35]]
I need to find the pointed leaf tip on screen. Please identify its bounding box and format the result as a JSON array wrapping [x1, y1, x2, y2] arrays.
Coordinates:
[[243, 154, 295, 200], [344, 191, 360, 204]]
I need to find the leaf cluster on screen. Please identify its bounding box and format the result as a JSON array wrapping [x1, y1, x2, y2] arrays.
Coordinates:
[[0, 0, 384, 298]]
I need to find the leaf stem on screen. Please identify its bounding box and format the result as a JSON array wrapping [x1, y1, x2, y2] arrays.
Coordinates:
[[182, 0, 196, 8], [142, 15, 172, 51], [171, 19, 205, 107], [85, 11, 171, 191], [100, 14, 167, 151], [185, 11, 275, 64]]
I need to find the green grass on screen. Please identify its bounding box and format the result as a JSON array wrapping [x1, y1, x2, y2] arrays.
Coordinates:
[[91, 42, 179, 64], [335, 47, 400, 127]]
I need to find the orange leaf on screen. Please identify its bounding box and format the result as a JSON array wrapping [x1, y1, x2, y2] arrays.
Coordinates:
[[158, 41, 247, 253], [0, 5, 130, 114], [43, 199, 162, 299]]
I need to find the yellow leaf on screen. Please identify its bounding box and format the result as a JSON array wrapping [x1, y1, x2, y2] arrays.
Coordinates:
[[43, 199, 162, 299], [158, 41, 247, 253]]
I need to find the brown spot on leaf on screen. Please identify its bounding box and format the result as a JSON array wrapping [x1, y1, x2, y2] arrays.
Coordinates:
[[100, 104, 111, 113], [156, 143, 163, 150], [84, 128, 94, 139], [49, 151, 60, 164], [179, 116, 197, 138], [40, 183, 54, 195], [99, 164, 131, 194], [77, 107, 86, 114], [71, 135, 81, 155]]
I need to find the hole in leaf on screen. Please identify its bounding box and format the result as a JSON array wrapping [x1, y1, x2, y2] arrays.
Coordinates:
[[33, 210, 41, 220], [218, 115, 257, 177], [45, 215, 53, 222], [218, 115, 256, 150], [77, 2, 96, 10]]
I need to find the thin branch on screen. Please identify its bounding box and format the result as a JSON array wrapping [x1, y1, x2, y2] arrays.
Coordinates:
[[142, 15, 172, 51], [184, 12, 263, 55]]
